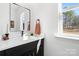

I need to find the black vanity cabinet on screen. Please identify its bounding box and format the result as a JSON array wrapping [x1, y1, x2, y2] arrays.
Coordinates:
[[0, 38, 44, 56], [0, 51, 5, 56]]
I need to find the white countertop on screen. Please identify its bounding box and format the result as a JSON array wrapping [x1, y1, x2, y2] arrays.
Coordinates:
[[0, 32, 44, 51]]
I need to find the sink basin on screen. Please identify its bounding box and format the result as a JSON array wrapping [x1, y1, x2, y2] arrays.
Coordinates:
[[23, 33, 45, 40], [23, 33, 29, 40]]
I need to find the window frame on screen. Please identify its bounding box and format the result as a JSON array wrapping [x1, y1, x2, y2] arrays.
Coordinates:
[[55, 3, 79, 40]]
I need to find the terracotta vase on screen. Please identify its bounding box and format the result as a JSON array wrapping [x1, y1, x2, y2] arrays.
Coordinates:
[[35, 19, 41, 35]]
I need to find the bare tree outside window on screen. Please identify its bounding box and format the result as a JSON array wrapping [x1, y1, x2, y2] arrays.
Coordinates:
[[63, 3, 79, 35]]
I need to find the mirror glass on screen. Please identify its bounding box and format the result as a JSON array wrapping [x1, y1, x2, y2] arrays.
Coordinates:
[[10, 3, 30, 33]]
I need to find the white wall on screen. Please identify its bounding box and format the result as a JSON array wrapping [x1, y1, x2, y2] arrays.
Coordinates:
[[0, 3, 9, 36], [19, 3, 79, 56], [1, 3, 79, 56]]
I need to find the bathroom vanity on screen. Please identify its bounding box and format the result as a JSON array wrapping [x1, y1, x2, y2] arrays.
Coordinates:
[[0, 3, 44, 56], [0, 32, 44, 56]]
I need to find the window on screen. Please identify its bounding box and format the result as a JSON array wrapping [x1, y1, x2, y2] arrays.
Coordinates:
[[56, 3, 79, 39], [63, 3, 79, 35]]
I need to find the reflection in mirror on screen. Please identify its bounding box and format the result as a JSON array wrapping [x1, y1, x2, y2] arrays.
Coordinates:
[[9, 3, 31, 35]]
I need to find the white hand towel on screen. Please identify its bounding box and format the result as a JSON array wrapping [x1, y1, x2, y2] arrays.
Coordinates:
[[37, 39, 41, 53]]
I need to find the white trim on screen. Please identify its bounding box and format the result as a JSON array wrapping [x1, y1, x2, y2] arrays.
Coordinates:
[[55, 33, 79, 40], [58, 3, 63, 34]]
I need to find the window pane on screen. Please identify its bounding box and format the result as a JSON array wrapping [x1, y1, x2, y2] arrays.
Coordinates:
[[63, 3, 79, 9], [63, 3, 79, 35]]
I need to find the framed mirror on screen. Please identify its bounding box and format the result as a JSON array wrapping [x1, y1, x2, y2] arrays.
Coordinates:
[[9, 3, 31, 34]]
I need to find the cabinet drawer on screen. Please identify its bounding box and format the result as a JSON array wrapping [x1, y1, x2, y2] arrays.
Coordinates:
[[5, 40, 38, 56]]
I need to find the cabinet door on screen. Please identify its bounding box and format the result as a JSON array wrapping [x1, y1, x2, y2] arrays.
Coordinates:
[[0, 51, 5, 56], [5, 40, 38, 56]]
